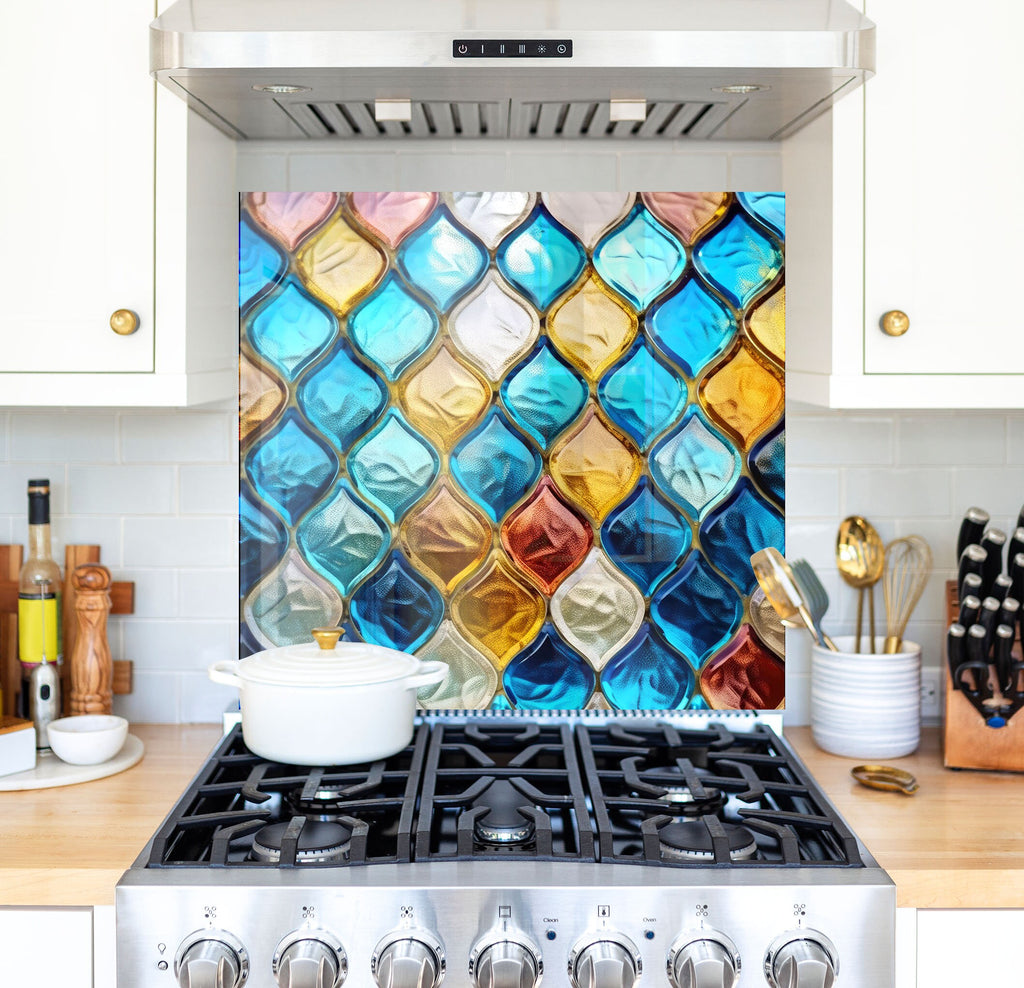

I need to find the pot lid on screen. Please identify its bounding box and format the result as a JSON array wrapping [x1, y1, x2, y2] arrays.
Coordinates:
[[237, 631, 422, 687]]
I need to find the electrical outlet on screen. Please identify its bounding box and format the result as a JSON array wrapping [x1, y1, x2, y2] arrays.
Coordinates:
[[920, 667, 942, 720]]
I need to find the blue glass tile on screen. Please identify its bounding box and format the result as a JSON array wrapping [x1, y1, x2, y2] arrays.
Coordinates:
[[451, 408, 543, 523], [601, 623, 695, 709], [651, 552, 742, 665], [688, 694, 709, 710], [239, 218, 286, 309], [496, 207, 587, 311], [349, 551, 444, 652], [297, 480, 390, 595], [699, 478, 785, 596], [598, 339, 686, 451], [348, 273, 439, 381], [502, 624, 595, 709], [750, 422, 785, 508], [398, 211, 487, 311], [240, 620, 262, 659], [500, 340, 588, 450], [647, 277, 736, 377], [693, 212, 782, 308], [601, 477, 691, 596], [649, 406, 740, 521], [593, 205, 685, 310], [247, 279, 337, 380], [737, 192, 785, 238], [297, 340, 387, 450], [348, 409, 440, 523], [245, 410, 338, 526], [490, 694, 513, 710], [239, 486, 288, 595]]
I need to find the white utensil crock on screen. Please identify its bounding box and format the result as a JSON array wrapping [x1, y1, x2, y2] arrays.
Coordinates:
[[209, 638, 446, 765]]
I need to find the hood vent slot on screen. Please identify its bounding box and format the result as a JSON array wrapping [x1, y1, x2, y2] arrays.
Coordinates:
[[281, 98, 736, 140]]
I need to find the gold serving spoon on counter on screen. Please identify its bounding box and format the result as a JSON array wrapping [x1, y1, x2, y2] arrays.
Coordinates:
[[836, 516, 885, 653]]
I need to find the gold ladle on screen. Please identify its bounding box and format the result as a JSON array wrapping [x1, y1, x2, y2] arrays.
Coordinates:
[[750, 548, 839, 651], [836, 516, 886, 653]]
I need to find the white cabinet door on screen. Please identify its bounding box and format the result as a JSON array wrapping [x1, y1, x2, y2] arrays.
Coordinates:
[[0, 907, 94, 988], [862, 0, 1024, 377], [0, 0, 155, 374]]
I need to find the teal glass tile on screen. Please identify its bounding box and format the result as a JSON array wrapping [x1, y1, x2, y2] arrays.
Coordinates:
[[598, 339, 686, 451], [451, 407, 543, 523], [239, 486, 288, 595], [601, 623, 695, 708], [245, 410, 338, 526], [647, 277, 736, 377], [247, 279, 337, 380], [398, 210, 487, 311], [239, 218, 286, 309], [693, 211, 782, 308], [500, 340, 588, 450], [496, 207, 587, 310], [737, 192, 785, 238], [296, 480, 390, 596], [297, 340, 387, 450], [502, 624, 595, 709], [593, 204, 685, 310], [348, 272, 439, 381], [750, 422, 785, 508], [348, 409, 440, 523]]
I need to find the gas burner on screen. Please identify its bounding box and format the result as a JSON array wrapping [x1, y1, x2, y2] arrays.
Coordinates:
[[656, 785, 727, 817], [471, 780, 536, 845], [285, 785, 354, 820], [251, 820, 352, 864], [658, 821, 758, 863]]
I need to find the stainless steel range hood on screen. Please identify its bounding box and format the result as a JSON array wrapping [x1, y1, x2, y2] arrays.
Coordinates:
[[151, 0, 874, 142]]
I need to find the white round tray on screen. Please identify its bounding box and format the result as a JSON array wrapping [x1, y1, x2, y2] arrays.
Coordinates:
[[0, 733, 144, 791]]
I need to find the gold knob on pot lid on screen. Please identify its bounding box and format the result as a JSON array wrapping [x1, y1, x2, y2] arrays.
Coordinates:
[[311, 627, 343, 650], [880, 310, 910, 337], [109, 308, 140, 335]]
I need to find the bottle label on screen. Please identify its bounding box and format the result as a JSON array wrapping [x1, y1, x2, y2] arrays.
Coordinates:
[[18, 595, 61, 666]]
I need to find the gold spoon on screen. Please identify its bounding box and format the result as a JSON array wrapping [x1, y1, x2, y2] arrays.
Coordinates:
[[836, 516, 886, 653], [750, 548, 839, 651]]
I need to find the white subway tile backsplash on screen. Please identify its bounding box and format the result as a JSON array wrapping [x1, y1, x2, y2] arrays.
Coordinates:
[[181, 465, 239, 515], [179, 569, 237, 619], [951, 467, 1024, 523], [121, 412, 229, 463], [46, 516, 123, 566], [116, 569, 180, 619], [784, 468, 840, 517], [10, 413, 117, 462], [0, 464, 67, 513], [180, 672, 239, 725], [113, 671, 181, 724], [785, 414, 893, 466], [124, 619, 237, 671], [124, 517, 237, 567], [843, 467, 951, 518], [68, 465, 175, 515], [899, 414, 1006, 465], [1008, 416, 1024, 465]]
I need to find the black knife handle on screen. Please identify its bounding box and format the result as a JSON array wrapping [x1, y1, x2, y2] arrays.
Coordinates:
[[959, 545, 988, 599], [1008, 527, 1024, 569], [990, 573, 1014, 603], [1016, 504, 1024, 536], [998, 596, 1020, 631], [978, 596, 1002, 650], [957, 507, 990, 562], [958, 594, 982, 628], [947, 623, 967, 687], [965, 624, 992, 698], [980, 529, 1008, 589], [960, 572, 983, 603], [1011, 552, 1024, 606], [995, 624, 1016, 695]]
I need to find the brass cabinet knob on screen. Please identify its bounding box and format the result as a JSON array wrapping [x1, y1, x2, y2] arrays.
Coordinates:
[[880, 310, 910, 337], [311, 627, 343, 650], [109, 308, 140, 336]]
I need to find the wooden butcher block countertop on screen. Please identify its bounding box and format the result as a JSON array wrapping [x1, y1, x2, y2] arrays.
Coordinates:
[[1, 724, 1021, 909]]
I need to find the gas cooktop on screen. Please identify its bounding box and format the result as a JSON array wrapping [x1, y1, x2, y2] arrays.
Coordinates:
[[118, 714, 894, 988]]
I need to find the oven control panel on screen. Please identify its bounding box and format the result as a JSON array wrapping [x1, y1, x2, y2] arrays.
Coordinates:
[[117, 874, 893, 987]]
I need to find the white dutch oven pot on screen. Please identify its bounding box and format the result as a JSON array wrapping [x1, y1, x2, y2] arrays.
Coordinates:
[[209, 628, 446, 765]]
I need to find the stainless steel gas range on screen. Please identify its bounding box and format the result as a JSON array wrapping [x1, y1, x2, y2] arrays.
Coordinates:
[[116, 712, 894, 988]]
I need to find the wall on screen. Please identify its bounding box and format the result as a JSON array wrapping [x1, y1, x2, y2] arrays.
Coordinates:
[[2, 140, 1020, 723]]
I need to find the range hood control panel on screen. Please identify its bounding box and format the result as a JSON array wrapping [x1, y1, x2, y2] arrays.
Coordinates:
[[452, 40, 573, 58]]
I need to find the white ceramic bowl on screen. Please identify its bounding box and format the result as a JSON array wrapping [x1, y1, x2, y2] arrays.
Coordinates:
[[47, 715, 128, 765]]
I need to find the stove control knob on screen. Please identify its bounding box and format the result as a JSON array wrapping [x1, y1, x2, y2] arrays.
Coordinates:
[[569, 934, 641, 988], [175, 930, 249, 988], [274, 931, 347, 988], [372, 931, 445, 988], [764, 931, 838, 988], [471, 937, 543, 988], [668, 932, 740, 988]]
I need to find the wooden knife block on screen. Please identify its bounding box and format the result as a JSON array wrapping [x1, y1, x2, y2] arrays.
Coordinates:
[[943, 580, 1024, 771], [0, 544, 134, 718]]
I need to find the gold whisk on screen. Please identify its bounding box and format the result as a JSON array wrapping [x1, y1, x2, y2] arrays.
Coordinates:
[[882, 535, 933, 654]]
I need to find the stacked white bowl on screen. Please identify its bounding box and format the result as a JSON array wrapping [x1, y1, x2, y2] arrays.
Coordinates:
[[810, 635, 921, 759]]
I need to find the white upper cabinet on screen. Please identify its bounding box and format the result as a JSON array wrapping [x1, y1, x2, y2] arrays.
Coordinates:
[[0, 0, 236, 406], [785, 0, 1024, 408]]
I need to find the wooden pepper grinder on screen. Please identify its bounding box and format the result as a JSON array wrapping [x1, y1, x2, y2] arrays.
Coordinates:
[[69, 564, 113, 715]]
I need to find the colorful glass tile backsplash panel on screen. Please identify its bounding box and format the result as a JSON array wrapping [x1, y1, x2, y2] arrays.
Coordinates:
[[239, 191, 786, 711]]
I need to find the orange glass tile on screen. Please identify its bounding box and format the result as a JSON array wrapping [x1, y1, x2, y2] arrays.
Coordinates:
[[451, 553, 546, 668], [699, 342, 784, 450], [699, 624, 785, 709], [400, 345, 491, 450], [239, 352, 286, 442], [296, 214, 385, 315], [549, 405, 643, 522], [547, 274, 639, 381], [400, 481, 492, 593], [642, 192, 728, 245], [499, 477, 593, 594], [746, 285, 785, 365]]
